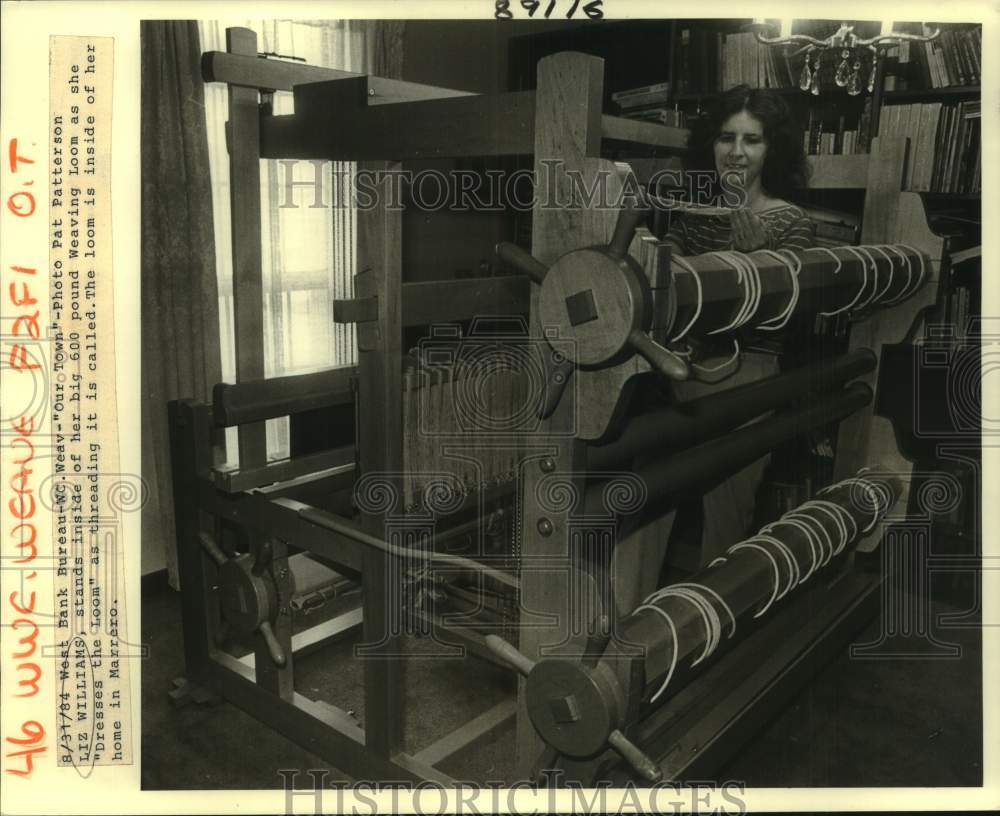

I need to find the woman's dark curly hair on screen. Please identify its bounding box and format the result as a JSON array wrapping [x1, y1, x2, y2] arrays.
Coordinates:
[[685, 84, 810, 201]]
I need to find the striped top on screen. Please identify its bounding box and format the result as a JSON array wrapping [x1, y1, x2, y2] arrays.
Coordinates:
[[665, 203, 815, 255]]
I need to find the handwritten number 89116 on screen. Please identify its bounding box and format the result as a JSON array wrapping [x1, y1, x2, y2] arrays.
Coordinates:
[[495, 0, 604, 19]]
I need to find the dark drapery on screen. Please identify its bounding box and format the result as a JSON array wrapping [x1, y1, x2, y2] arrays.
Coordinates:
[[141, 20, 221, 588], [373, 20, 405, 78]]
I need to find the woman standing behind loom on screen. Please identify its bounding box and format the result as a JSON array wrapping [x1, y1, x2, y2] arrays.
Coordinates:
[[663, 84, 813, 255], [615, 86, 816, 615], [666, 85, 815, 561]]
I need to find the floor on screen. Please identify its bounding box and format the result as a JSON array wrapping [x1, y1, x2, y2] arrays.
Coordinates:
[[141, 573, 982, 790]]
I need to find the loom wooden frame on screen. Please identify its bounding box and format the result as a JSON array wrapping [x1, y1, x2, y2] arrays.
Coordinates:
[[168, 26, 947, 785]]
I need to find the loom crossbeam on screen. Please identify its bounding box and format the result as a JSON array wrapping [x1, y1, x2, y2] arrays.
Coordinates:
[[587, 348, 876, 470], [611, 382, 872, 504]]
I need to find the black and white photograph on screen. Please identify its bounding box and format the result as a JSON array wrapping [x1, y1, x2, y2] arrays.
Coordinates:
[[137, 12, 986, 803]]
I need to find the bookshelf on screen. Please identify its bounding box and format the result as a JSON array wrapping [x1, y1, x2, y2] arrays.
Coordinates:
[[660, 18, 982, 273], [667, 20, 982, 167], [506, 19, 982, 169], [884, 86, 980, 100], [880, 23, 982, 91]]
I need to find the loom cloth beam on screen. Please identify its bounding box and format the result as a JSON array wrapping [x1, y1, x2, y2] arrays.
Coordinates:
[[488, 472, 900, 777], [666, 244, 931, 340], [498, 226, 930, 435], [621, 474, 901, 698]]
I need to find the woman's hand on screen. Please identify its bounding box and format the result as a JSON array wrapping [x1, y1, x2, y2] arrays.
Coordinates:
[[730, 208, 769, 252]]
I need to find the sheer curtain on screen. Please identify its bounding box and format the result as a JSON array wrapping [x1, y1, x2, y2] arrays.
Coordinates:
[[198, 20, 373, 460]]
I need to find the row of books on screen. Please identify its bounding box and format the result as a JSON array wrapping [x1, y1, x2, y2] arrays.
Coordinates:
[[673, 23, 980, 96], [674, 28, 800, 94], [878, 101, 981, 194], [882, 24, 982, 90], [801, 205, 860, 248], [809, 130, 861, 156], [618, 107, 688, 127], [718, 31, 795, 91], [803, 100, 874, 156], [946, 285, 975, 346], [611, 83, 687, 126], [611, 81, 669, 110], [677, 24, 894, 94]]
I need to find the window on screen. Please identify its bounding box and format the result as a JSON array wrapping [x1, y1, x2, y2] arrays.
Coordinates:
[[199, 20, 372, 460]]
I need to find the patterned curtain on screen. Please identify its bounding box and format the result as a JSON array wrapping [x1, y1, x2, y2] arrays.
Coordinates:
[[140, 21, 221, 585]]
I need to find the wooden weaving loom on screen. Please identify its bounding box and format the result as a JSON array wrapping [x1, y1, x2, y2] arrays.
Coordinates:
[[167, 29, 947, 784]]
